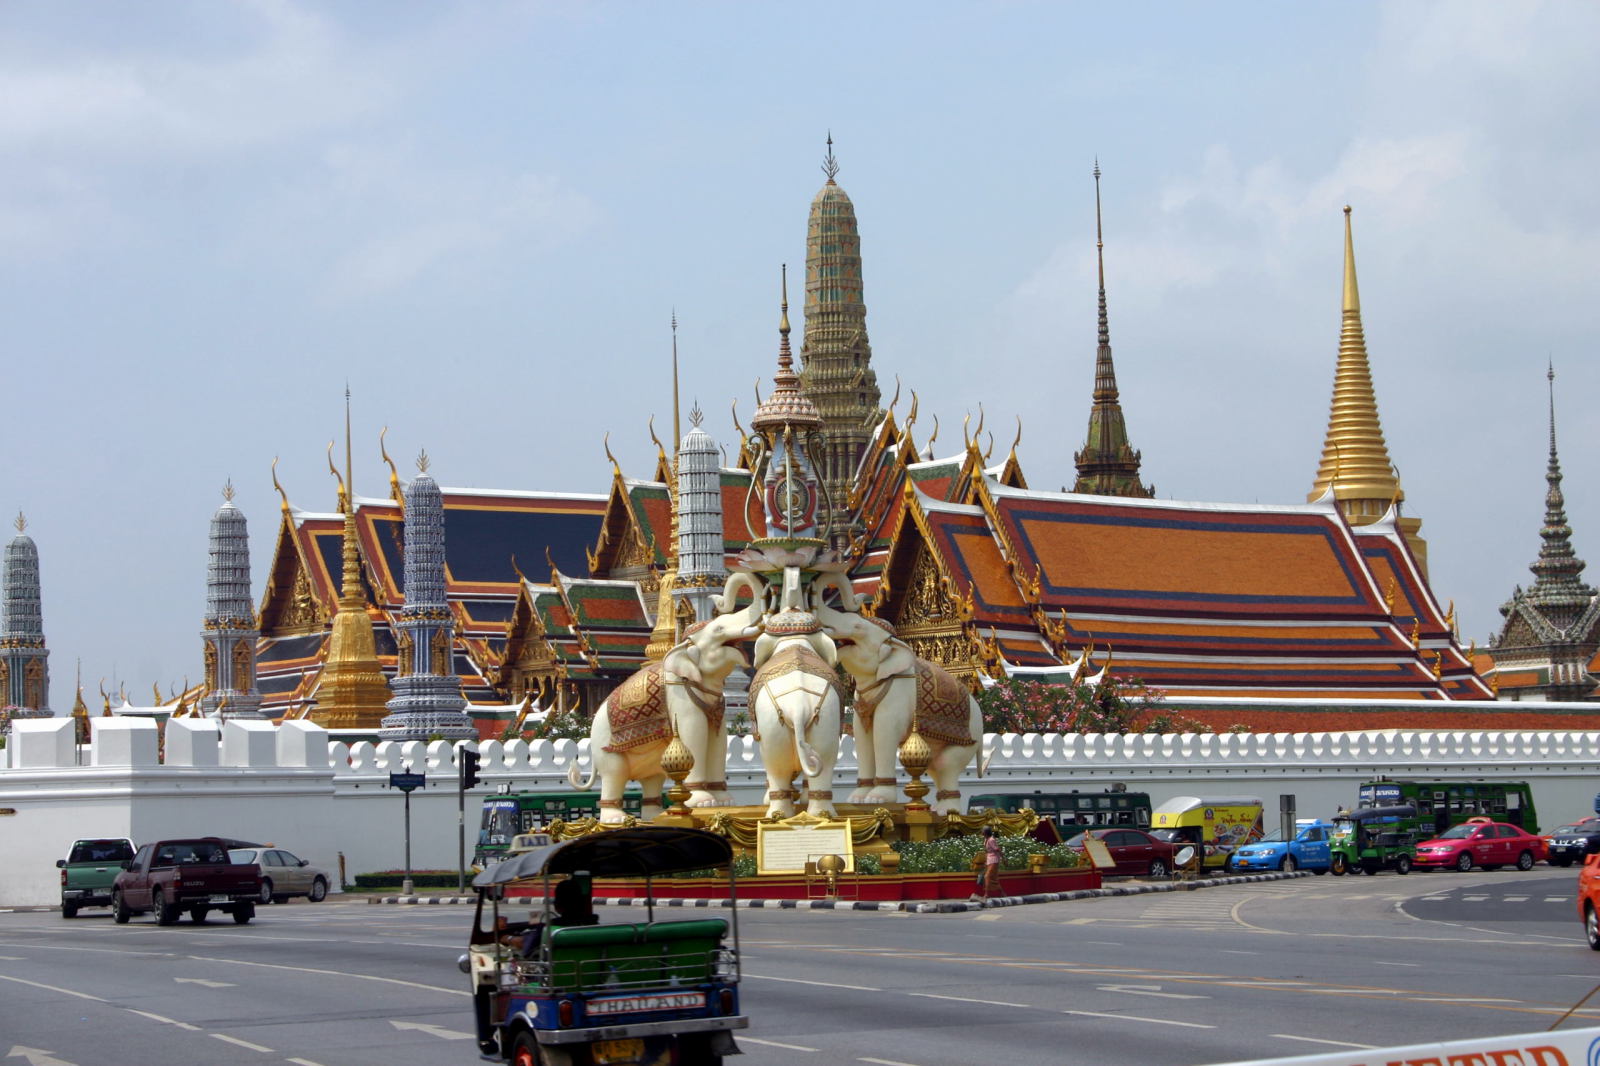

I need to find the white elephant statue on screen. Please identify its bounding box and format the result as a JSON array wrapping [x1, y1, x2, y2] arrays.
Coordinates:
[[569, 573, 767, 822], [815, 581, 982, 815], [748, 609, 844, 819]]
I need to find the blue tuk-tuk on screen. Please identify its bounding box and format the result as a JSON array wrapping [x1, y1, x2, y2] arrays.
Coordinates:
[[463, 825, 746, 1065]]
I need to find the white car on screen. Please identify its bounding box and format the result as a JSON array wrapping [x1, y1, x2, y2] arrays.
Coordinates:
[[228, 848, 331, 904]]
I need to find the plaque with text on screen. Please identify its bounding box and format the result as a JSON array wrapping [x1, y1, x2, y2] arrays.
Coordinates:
[[757, 819, 855, 875], [1080, 836, 1115, 870]]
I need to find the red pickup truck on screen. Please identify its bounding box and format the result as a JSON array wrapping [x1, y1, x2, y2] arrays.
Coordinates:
[[112, 838, 263, 925]]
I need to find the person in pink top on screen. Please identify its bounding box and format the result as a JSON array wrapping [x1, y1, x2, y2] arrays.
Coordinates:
[[971, 826, 1001, 902]]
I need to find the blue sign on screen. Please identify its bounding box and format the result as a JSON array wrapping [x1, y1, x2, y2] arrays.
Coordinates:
[[390, 772, 427, 793], [1593, 792, 1600, 815]]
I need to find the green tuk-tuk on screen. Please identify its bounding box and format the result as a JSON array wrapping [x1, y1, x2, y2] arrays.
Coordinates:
[[1330, 804, 1416, 875]]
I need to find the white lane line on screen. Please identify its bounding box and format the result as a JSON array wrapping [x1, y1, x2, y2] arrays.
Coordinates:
[[1064, 1010, 1213, 1029], [860, 1058, 921, 1066], [211, 1034, 274, 1053], [1219, 950, 1259, 955], [287, 1060, 329, 1066], [1546, 897, 1570, 903], [909, 993, 1029, 1009], [1464, 895, 1489, 901], [1273, 1034, 1379, 1050], [1373, 961, 1420, 967], [744, 974, 880, 992], [741, 1036, 819, 1052], [1083, 941, 1123, 947], [0, 975, 107, 1002], [1504, 896, 1530, 902], [125, 1009, 202, 1031], [184, 954, 467, 997], [1413, 996, 1518, 1003]]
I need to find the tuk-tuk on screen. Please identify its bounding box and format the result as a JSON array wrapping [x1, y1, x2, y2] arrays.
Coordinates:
[[1330, 804, 1416, 875], [463, 826, 747, 1065]]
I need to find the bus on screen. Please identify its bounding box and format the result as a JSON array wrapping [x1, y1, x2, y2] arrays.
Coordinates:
[[966, 788, 1153, 839], [475, 789, 644, 867], [1356, 779, 1538, 836]]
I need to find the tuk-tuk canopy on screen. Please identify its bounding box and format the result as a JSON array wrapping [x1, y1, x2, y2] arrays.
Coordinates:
[[472, 826, 733, 887], [1335, 804, 1416, 824]]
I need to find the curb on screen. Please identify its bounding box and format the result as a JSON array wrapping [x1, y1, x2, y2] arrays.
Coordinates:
[[365, 871, 1304, 911]]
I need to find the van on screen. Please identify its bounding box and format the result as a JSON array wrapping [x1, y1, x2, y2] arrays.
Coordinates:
[[1149, 796, 1264, 871]]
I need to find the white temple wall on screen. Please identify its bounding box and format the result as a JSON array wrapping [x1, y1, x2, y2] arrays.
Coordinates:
[[3, 720, 1598, 906]]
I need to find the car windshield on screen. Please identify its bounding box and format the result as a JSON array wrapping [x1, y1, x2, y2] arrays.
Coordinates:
[[228, 850, 259, 864], [1556, 823, 1599, 834], [68, 840, 133, 863], [1437, 825, 1479, 840], [1251, 831, 1286, 844]]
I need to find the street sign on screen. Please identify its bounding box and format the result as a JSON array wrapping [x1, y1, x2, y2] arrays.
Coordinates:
[[390, 772, 426, 793]]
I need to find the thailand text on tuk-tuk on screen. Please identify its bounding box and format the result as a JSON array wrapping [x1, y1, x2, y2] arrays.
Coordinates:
[[462, 825, 747, 1066]]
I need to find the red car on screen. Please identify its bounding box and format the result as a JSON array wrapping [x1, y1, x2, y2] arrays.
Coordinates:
[[1576, 843, 1600, 949], [1073, 828, 1182, 878], [1412, 819, 1546, 872]]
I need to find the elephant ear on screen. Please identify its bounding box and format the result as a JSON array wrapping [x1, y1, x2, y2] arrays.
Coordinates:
[[671, 647, 704, 687], [880, 643, 916, 678]]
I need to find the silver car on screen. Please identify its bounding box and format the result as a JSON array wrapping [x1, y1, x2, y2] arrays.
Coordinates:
[[228, 848, 331, 904]]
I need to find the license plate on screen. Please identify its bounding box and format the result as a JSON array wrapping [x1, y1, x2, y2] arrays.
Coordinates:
[[207, 895, 231, 904], [592, 1038, 644, 1064]]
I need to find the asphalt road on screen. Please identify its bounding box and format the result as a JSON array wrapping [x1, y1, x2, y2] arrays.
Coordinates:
[[1, 868, 1596, 1066]]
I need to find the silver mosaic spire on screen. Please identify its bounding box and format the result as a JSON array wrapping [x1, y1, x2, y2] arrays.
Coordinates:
[[1, 513, 51, 718], [381, 453, 473, 741], [201, 484, 264, 717], [673, 403, 727, 624]]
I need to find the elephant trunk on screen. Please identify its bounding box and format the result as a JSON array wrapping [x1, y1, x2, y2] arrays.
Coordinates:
[[567, 759, 596, 791], [791, 705, 822, 779]]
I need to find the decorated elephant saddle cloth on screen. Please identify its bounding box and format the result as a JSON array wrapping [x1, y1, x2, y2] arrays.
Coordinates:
[[603, 660, 669, 754], [749, 644, 841, 733], [914, 659, 974, 746]]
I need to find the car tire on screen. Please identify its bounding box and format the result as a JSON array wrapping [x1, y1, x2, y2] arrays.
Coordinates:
[[1587, 904, 1600, 952], [1148, 860, 1168, 880], [112, 890, 131, 924], [1455, 852, 1474, 873], [258, 879, 274, 905], [1556, 857, 1574, 868], [1394, 855, 1412, 875], [191, 907, 209, 923], [509, 1030, 540, 1066], [61, 902, 78, 919], [233, 902, 255, 925], [154, 889, 180, 926], [309, 877, 328, 903], [1361, 863, 1379, 876], [1312, 869, 1328, 875], [1516, 850, 1535, 872], [1330, 854, 1348, 876], [1281, 855, 1297, 873]]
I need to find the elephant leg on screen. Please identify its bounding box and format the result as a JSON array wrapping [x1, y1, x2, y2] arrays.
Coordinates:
[[864, 687, 907, 805], [848, 720, 875, 803], [804, 767, 838, 818], [676, 706, 716, 809], [763, 760, 796, 819], [597, 759, 630, 824], [638, 772, 666, 822], [704, 726, 735, 807], [927, 743, 976, 815]]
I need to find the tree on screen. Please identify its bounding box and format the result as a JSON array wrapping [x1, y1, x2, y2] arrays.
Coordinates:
[[976, 674, 1209, 735]]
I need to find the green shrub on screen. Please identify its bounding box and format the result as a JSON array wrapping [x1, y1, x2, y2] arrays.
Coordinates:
[[855, 853, 882, 875], [893, 834, 1083, 873], [352, 870, 466, 890]]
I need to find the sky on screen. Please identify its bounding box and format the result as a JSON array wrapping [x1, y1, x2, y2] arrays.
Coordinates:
[[3, 1, 1597, 712]]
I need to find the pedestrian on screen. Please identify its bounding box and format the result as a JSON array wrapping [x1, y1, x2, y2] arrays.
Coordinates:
[[970, 826, 1002, 902]]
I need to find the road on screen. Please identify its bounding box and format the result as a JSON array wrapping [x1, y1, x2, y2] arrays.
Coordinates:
[[1, 868, 1596, 1066]]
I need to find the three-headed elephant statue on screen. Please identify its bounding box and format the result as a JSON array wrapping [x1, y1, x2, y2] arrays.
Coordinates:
[[569, 573, 767, 822], [816, 587, 983, 815], [748, 609, 844, 819]]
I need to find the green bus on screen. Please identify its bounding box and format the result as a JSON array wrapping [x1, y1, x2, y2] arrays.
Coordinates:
[[1357, 779, 1538, 836], [475, 790, 644, 866], [966, 788, 1153, 839]]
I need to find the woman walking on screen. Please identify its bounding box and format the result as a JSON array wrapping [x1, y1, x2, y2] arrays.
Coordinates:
[[971, 826, 1002, 902]]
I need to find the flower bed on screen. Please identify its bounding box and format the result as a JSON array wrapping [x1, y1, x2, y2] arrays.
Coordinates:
[[503, 867, 1101, 902]]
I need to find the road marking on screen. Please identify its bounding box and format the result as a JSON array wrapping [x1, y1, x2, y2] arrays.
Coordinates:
[[1219, 950, 1258, 955], [1412, 996, 1518, 1003], [184, 954, 467, 996], [174, 977, 235, 988], [1096, 984, 1208, 1000], [7, 1047, 77, 1066], [1546, 897, 1570, 903], [745, 974, 880, 992], [1083, 941, 1122, 947], [1464, 895, 1489, 901], [210, 1034, 273, 1053], [0, 976, 106, 1003], [1064, 1010, 1213, 1029], [1272, 1034, 1379, 1050], [124, 1010, 201, 1031], [1373, 961, 1420, 967], [286, 1059, 328, 1066], [741, 1037, 818, 1052], [860, 1058, 922, 1066], [909, 993, 1029, 1008], [1504, 896, 1530, 902], [0, 956, 27, 961], [388, 1020, 473, 1041]]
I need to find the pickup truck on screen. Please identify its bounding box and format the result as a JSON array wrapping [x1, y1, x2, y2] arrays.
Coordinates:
[[57, 838, 136, 918], [112, 838, 263, 925]]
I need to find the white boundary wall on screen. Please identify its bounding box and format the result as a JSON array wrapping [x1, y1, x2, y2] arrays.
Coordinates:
[[3, 717, 1598, 906]]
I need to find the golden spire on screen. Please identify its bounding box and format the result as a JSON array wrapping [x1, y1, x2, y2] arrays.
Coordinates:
[[1308, 206, 1402, 520], [647, 314, 684, 662], [13, 511, 25, 533], [310, 387, 392, 731], [379, 427, 403, 506], [671, 310, 681, 449]]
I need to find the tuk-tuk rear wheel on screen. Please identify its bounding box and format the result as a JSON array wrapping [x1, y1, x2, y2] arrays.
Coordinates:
[[509, 1030, 541, 1066], [1394, 855, 1411, 875]]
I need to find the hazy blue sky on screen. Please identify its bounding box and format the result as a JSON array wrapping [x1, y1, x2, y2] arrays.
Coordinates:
[[3, 1, 1597, 710]]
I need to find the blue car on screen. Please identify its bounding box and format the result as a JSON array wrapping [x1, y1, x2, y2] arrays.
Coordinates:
[[1228, 819, 1334, 873]]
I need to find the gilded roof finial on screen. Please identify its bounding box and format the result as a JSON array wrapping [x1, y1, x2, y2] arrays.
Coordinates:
[[379, 427, 402, 504], [602, 432, 622, 477], [887, 375, 901, 417], [822, 131, 839, 184], [222, 480, 236, 504], [648, 415, 666, 461], [925, 414, 940, 459], [1009, 415, 1023, 463], [962, 411, 971, 449], [416, 449, 430, 474], [13, 511, 25, 534], [326, 441, 347, 513], [270, 456, 291, 516], [689, 401, 704, 428], [344, 385, 354, 512], [1094, 158, 1109, 349], [779, 264, 791, 347], [1342, 206, 1359, 314]]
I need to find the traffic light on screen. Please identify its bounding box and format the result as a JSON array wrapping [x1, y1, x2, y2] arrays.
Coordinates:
[[460, 748, 482, 791]]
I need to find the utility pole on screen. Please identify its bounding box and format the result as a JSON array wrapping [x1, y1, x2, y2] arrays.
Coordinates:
[[458, 746, 482, 893]]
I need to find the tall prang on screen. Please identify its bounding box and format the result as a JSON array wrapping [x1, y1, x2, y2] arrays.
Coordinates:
[[1487, 365, 1600, 701], [0, 513, 50, 719], [201, 482, 264, 717], [799, 134, 881, 548], [674, 403, 727, 624], [380, 452, 473, 741], [310, 393, 393, 731], [1307, 206, 1427, 572], [1072, 162, 1153, 498]]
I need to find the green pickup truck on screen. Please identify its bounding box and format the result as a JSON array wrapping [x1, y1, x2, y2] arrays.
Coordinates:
[[57, 838, 136, 918]]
